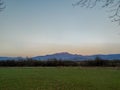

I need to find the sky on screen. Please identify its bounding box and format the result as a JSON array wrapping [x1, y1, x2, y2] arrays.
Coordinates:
[[0, 0, 120, 57]]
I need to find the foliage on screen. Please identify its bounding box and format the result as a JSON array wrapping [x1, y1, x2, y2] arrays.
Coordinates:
[[0, 57, 120, 67]]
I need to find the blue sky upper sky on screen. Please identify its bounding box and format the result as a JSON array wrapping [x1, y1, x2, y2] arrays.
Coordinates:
[[0, 0, 120, 56]]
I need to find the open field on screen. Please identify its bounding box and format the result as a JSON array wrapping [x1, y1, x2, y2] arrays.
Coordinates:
[[0, 67, 120, 90]]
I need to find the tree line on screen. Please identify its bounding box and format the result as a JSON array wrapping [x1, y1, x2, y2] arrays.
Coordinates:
[[0, 57, 120, 67]]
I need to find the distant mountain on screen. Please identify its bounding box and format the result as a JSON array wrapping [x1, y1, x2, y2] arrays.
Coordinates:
[[0, 57, 25, 61], [32, 52, 120, 61], [33, 52, 84, 61], [0, 52, 120, 61], [90, 54, 120, 60], [0, 57, 13, 60]]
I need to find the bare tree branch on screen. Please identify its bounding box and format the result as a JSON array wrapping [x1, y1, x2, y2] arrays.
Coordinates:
[[0, 0, 5, 12], [73, 0, 120, 24]]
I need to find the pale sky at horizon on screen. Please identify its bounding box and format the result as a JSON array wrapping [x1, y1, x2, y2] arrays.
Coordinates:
[[0, 0, 120, 57]]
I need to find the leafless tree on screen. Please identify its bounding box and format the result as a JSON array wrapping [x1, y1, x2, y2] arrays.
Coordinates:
[[73, 0, 120, 24], [0, 0, 5, 11]]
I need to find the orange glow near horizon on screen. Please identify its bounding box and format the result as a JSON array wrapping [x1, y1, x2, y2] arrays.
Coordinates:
[[1, 43, 120, 57]]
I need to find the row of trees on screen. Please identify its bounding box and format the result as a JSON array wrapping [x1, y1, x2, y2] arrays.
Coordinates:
[[80, 57, 120, 67], [0, 57, 120, 67], [0, 58, 77, 67]]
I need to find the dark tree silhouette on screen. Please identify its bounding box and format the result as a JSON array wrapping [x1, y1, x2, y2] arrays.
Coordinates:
[[73, 0, 120, 24], [0, 0, 5, 11]]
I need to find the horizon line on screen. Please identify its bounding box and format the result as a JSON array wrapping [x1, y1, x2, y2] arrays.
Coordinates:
[[0, 52, 120, 57]]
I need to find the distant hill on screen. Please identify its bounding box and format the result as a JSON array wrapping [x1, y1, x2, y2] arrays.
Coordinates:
[[32, 52, 120, 61], [33, 52, 84, 61], [0, 52, 120, 61], [0, 57, 25, 61]]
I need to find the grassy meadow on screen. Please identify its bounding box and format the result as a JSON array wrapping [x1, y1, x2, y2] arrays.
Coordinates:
[[0, 67, 120, 90]]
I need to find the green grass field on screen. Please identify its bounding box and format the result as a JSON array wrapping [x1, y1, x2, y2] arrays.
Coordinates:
[[0, 67, 120, 90]]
